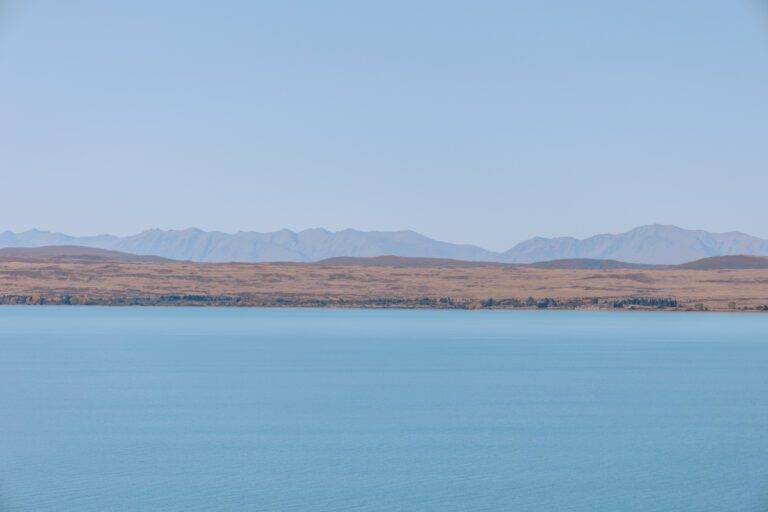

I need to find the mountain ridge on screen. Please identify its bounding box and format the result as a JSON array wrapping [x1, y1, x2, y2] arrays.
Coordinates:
[[501, 224, 768, 264], [2, 224, 768, 265]]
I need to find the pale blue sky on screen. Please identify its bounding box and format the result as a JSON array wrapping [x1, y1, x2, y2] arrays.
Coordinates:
[[1, 1, 766, 250]]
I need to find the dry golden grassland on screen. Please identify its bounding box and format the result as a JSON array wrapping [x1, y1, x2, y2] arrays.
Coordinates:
[[0, 259, 766, 311]]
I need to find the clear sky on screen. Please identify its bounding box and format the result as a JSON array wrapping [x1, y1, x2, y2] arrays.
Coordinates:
[[1, 1, 766, 250]]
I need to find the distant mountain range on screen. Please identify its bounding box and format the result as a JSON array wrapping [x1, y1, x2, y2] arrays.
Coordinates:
[[2, 224, 768, 265], [501, 224, 768, 265], [0, 228, 496, 263]]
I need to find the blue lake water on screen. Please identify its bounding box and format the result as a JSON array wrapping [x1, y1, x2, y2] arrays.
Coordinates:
[[0, 307, 767, 511]]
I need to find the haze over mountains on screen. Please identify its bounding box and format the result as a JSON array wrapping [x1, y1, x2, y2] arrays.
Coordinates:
[[502, 224, 768, 265], [1, 224, 768, 265]]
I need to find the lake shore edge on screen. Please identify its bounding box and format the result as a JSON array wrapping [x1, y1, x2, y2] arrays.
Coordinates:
[[2, 293, 765, 313]]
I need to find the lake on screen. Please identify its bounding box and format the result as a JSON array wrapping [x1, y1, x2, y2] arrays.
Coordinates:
[[0, 307, 766, 511]]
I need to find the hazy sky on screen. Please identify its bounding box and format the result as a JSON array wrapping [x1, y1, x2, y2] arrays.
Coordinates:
[[1, 1, 766, 250]]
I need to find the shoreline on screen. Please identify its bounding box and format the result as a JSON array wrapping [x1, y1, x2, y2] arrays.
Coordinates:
[[1, 293, 765, 313]]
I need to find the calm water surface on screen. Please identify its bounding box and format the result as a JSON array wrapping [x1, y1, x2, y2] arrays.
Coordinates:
[[0, 307, 767, 511]]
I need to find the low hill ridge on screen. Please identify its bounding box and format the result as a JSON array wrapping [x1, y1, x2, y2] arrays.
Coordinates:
[[0, 246, 170, 262], [677, 255, 768, 270], [0, 247, 665, 268], [317, 255, 510, 268]]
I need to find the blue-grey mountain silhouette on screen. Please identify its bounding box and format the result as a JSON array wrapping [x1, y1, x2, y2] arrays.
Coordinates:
[[1, 224, 767, 265]]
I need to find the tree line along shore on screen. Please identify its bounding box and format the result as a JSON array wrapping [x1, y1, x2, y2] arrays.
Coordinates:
[[1, 293, 766, 312]]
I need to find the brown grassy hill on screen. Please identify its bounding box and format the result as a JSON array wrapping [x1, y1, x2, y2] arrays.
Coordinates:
[[317, 256, 654, 269], [527, 258, 656, 270], [677, 255, 768, 270], [3, 246, 767, 270], [318, 254, 764, 270], [316, 255, 511, 268], [320, 256, 663, 270], [0, 257, 766, 310], [0, 247, 767, 311], [0, 245, 170, 263]]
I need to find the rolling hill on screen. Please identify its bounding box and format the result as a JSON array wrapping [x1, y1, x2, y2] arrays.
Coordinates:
[[317, 255, 510, 268], [526, 258, 655, 270], [0, 246, 170, 262], [676, 255, 768, 270]]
